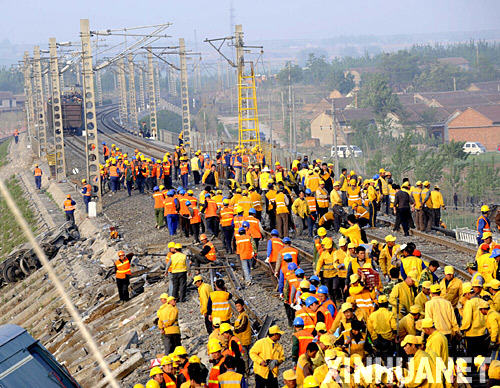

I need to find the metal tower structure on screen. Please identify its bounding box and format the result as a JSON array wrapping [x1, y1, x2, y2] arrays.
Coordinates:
[[127, 53, 138, 130], [117, 58, 128, 126], [155, 62, 161, 106], [23, 52, 35, 149], [138, 66, 146, 111], [147, 49, 158, 139], [33, 46, 48, 157], [179, 38, 192, 154], [48, 37, 66, 180], [205, 24, 262, 150], [95, 70, 103, 106], [80, 19, 102, 214]]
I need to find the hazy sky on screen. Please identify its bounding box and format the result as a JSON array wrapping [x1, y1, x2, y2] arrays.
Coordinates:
[[2, 0, 500, 45]]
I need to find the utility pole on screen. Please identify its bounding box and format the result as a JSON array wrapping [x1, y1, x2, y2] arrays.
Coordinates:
[[138, 66, 146, 112], [268, 92, 273, 164], [33, 46, 47, 157], [179, 38, 192, 156], [49, 37, 66, 181], [117, 58, 128, 127], [331, 99, 339, 179], [288, 61, 292, 151], [127, 54, 138, 130], [155, 62, 161, 106], [80, 18, 102, 214], [23, 52, 35, 150], [292, 91, 296, 154], [147, 48, 158, 139], [95, 70, 103, 106]]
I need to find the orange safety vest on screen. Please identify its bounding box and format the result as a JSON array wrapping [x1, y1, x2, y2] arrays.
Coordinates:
[[163, 162, 171, 175], [245, 216, 262, 239], [83, 183, 92, 197], [210, 291, 231, 321], [115, 258, 131, 279], [477, 216, 491, 234], [220, 207, 234, 227], [153, 192, 165, 209], [280, 246, 299, 274], [233, 215, 245, 232], [269, 237, 284, 263], [208, 358, 225, 388], [295, 307, 317, 332], [287, 275, 300, 304], [318, 300, 336, 330], [162, 373, 176, 388], [233, 156, 242, 168], [34, 168, 42, 176], [222, 336, 243, 357], [63, 199, 75, 211], [293, 329, 314, 356], [306, 196, 317, 212], [179, 196, 190, 215], [190, 206, 201, 224], [204, 241, 217, 262], [180, 162, 189, 175], [109, 166, 119, 177], [205, 198, 218, 218], [103, 145, 110, 156], [164, 197, 177, 215], [235, 234, 254, 260]]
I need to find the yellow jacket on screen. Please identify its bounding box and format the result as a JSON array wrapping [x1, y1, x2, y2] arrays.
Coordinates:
[[439, 277, 463, 308], [477, 253, 497, 283], [494, 292, 500, 312], [425, 330, 449, 364], [411, 187, 422, 209], [367, 307, 396, 340], [202, 169, 219, 188], [249, 337, 285, 379], [378, 243, 400, 276], [398, 313, 416, 342], [316, 250, 337, 278], [406, 349, 437, 388], [330, 189, 342, 206], [169, 252, 188, 273], [197, 282, 213, 315], [315, 188, 329, 208], [305, 175, 320, 192], [414, 291, 430, 312], [461, 297, 486, 337], [246, 170, 258, 187], [487, 309, 500, 344], [339, 224, 362, 246], [157, 303, 180, 335], [389, 281, 415, 318], [250, 191, 263, 211], [425, 296, 459, 335], [367, 185, 377, 202], [333, 249, 349, 278], [430, 190, 444, 209], [292, 197, 309, 218], [275, 192, 289, 215], [259, 172, 270, 190]]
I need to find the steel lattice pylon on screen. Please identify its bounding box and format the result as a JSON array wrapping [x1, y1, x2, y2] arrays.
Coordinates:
[[33, 46, 48, 157], [237, 61, 260, 149]]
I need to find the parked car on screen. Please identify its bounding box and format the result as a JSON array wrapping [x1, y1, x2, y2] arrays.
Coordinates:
[[463, 141, 486, 155], [331, 145, 363, 158]]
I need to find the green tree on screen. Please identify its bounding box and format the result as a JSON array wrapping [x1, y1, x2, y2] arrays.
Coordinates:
[[327, 70, 355, 95], [413, 150, 444, 183], [277, 61, 303, 85], [359, 74, 402, 117], [303, 54, 331, 84], [0, 68, 23, 93], [388, 134, 417, 183]]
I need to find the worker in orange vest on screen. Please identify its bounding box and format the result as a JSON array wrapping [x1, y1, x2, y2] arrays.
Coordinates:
[[33, 164, 42, 190], [187, 200, 202, 243], [164, 190, 180, 236], [192, 234, 217, 268], [219, 199, 234, 254], [153, 186, 165, 228], [180, 156, 190, 189], [102, 142, 110, 161], [63, 194, 76, 225], [13, 128, 19, 144], [115, 250, 132, 302], [291, 317, 314, 362], [265, 229, 284, 269], [109, 160, 121, 193], [235, 227, 256, 285], [81, 178, 92, 213], [201, 193, 219, 238]]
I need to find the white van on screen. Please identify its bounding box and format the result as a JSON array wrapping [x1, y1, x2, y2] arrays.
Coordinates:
[[331, 145, 363, 158], [463, 141, 486, 155]]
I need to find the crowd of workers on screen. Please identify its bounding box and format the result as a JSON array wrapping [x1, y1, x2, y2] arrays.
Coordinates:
[[95, 145, 500, 387]]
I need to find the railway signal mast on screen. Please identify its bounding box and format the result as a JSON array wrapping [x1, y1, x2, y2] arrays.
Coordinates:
[[205, 24, 263, 150]]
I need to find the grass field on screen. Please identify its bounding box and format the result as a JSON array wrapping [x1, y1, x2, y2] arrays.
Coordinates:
[[468, 151, 499, 165], [0, 138, 10, 167], [0, 175, 39, 262]]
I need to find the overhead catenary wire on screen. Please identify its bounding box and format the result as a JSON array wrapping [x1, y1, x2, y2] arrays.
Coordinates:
[[0, 179, 120, 388]]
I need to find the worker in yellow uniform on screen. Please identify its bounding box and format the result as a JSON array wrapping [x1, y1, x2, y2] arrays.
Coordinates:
[[425, 283, 459, 337], [439, 266, 463, 308], [249, 325, 285, 388], [414, 281, 432, 311], [208, 278, 232, 323], [479, 299, 500, 360], [461, 286, 487, 357], [421, 317, 449, 364], [397, 305, 421, 342], [477, 243, 497, 283], [275, 187, 290, 238], [411, 181, 423, 231], [430, 185, 445, 227], [329, 181, 343, 232], [339, 215, 363, 246], [157, 295, 181, 354], [315, 237, 337, 300], [346, 179, 361, 208], [389, 271, 417, 318], [315, 180, 329, 217], [378, 234, 399, 277], [165, 243, 189, 302], [367, 295, 397, 358], [367, 179, 378, 227], [193, 275, 213, 334], [421, 181, 433, 232], [401, 335, 438, 387], [234, 298, 252, 368]]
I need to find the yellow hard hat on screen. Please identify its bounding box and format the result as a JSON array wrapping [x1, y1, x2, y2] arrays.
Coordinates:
[[349, 179, 356, 185], [160, 293, 169, 300], [423, 180, 430, 186], [299, 280, 311, 289], [150, 366, 163, 376], [333, 181, 340, 187], [219, 323, 233, 334], [350, 170, 355, 175], [236, 206, 244, 213], [416, 180, 422, 186], [146, 381, 160, 388], [81, 179, 87, 183], [160, 355, 173, 366], [283, 369, 297, 381], [481, 205, 490, 212], [207, 338, 223, 354], [189, 355, 201, 363], [193, 275, 203, 284], [338, 237, 347, 246], [222, 198, 230, 205], [379, 168, 385, 173], [303, 376, 319, 388], [168, 242, 175, 249], [321, 237, 333, 249], [175, 243, 182, 249], [317, 227, 327, 237], [174, 346, 188, 356], [275, 161, 280, 166]]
